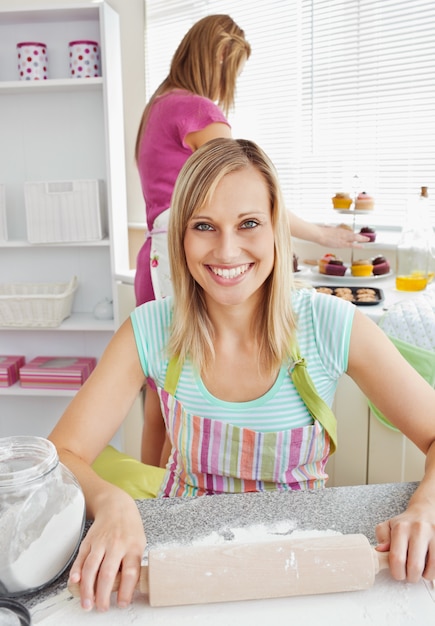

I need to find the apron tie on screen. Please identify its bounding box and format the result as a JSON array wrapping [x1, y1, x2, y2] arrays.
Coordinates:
[[289, 354, 337, 454]]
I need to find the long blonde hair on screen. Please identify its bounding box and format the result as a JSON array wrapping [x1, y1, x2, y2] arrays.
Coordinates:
[[135, 15, 251, 161], [167, 138, 298, 373]]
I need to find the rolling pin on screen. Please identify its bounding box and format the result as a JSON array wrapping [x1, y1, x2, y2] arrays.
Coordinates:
[[69, 533, 391, 607]]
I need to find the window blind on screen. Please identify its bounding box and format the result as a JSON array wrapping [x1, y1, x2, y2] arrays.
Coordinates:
[[144, 0, 435, 226]]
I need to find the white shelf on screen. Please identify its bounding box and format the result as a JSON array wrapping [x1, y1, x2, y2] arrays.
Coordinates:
[[55, 312, 114, 331], [0, 384, 77, 398], [0, 77, 103, 94], [0, 312, 115, 332], [0, 239, 110, 248]]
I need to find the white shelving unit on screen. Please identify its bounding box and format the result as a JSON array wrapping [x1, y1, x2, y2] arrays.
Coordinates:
[[0, 2, 129, 440]]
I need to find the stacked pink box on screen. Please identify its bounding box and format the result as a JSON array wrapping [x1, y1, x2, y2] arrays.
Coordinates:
[[0, 355, 26, 387], [19, 356, 96, 390]]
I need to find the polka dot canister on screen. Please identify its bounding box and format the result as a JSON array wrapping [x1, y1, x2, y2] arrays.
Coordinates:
[[69, 40, 101, 78], [17, 42, 48, 80]]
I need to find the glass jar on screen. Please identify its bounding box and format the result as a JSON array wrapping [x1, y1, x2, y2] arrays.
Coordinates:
[[396, 186, 432, 291], [0, 436, 85, 597]]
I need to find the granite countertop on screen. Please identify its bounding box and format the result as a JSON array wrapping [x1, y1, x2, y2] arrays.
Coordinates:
[[16, 481, 419, 611]]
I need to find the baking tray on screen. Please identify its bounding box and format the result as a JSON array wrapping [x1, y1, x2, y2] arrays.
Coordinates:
[[314, 286, 384, 306]]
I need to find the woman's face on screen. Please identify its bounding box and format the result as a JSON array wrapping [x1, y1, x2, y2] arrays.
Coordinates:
[[184, 165, 275, 309]]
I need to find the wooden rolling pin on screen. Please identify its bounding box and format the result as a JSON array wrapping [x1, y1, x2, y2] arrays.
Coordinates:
[[69, 533, 392, 607]]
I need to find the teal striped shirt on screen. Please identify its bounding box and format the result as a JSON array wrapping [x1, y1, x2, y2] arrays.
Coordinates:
[[131, 288, 355, 433]]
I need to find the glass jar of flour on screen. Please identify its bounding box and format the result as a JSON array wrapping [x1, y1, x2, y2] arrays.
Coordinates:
[[0, 436, 85, 596]]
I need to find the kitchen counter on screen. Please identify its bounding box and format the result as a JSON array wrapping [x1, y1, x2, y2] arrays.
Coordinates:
[[15, 481, 435, 625]]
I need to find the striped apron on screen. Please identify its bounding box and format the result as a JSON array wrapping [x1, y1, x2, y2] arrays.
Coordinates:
[[157, 354, 337, 497]]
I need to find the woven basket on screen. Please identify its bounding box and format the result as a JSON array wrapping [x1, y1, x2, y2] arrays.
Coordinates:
[[0, 276, 78, 328]]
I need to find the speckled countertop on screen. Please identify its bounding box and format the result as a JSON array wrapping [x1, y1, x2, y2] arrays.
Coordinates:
[[15, 481, 419, 611]]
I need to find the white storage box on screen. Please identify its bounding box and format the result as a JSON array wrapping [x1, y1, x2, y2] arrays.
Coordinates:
[[24, 180, 106, 243], [0, 184, 7, 241], [0, 276, 77, 328]]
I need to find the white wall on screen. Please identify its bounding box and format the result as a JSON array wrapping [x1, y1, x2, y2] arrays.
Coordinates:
[[0, 0, 146, 226]]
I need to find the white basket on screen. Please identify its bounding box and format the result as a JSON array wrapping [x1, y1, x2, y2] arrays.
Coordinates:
[[0, 276, 78, 328], [0, 184, 7, 241], [24, 180, 106, 243]]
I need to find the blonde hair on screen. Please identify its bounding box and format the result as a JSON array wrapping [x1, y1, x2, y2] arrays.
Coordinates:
[[167, 138, 298, 373], [135, 15, 251, 161]]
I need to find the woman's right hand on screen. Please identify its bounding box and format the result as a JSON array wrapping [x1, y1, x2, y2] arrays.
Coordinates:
[[68, 489, 146, 612]]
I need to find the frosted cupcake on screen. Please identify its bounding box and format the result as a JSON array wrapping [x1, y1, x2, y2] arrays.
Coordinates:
[[332, 192, 353, 210], [355, 192, 374, 211], [359, 226, 376, 242], [319, 253, 347, 276], [351, 259, 374, 277]]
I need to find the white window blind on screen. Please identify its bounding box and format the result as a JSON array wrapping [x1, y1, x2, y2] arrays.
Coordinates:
[[144, 0, 435, 226]]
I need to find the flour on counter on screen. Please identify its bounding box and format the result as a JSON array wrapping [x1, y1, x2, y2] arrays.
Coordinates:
[[191, 521, 342, 546], [150, 521, 342, 552]]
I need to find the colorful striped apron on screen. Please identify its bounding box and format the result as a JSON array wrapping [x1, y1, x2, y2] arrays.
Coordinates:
[[157, 352, 337, 497]]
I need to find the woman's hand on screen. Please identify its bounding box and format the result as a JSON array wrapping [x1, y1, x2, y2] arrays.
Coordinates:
[[68, 490, 146, 612], [316, 224, 370, 248], [376, 502, 435, 583], [287, 211, 370, 248]]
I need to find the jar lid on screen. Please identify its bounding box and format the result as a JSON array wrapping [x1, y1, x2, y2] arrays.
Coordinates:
[[17, 41, 46, 48], [69, 40, 99, 46], [0, 598, 31, 625]]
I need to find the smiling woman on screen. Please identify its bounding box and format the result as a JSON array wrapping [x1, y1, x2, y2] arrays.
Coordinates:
[[48, 138, 435, 612]]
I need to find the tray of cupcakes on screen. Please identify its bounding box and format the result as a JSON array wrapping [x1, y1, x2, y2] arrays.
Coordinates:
[[311, 253, 392, 281]]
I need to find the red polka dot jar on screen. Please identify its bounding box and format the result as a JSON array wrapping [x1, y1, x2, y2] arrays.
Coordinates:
[[69, 40, 101, 78], [17, 42, 48, 81]]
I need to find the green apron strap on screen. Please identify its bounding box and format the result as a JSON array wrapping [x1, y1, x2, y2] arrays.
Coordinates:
[[288, 353, 337, 454], [164, 355, 183, 395]]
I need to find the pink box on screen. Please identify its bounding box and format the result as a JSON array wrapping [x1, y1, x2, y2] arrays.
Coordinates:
[[19, 356, 96, 390], [0, 355, 26, 387]]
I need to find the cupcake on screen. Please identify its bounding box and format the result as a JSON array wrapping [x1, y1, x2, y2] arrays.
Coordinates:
[[318, 252, 335, 274], [319, 253, 347, 276], [355, 192, 374, 210], [332, 192, 353, 210], [359, 226, 376, 242], [351, 259, 374, 277], [372, 255, 390, 276]]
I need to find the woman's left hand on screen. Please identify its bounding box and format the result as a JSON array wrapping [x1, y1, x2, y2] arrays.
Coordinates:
[[376, 503, 435, 583]]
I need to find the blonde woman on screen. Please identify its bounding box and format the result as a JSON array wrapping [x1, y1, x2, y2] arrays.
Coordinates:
[[51, 138, 435, 611], [135, 14, 367, 466]]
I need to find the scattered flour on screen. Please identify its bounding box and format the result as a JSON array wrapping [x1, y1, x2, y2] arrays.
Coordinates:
[[149, 520, 341, 553], [191, 521, 342, 546]]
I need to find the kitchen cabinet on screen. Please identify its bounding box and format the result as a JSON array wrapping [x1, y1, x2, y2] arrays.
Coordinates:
[[326, 374, 369, 487], [0, 2, 129, 441], [367, 409, 425, 484], [326, 375, 425, 487]]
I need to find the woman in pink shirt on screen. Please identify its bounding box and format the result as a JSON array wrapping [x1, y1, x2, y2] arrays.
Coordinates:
[[134, 14, 367, 466]]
